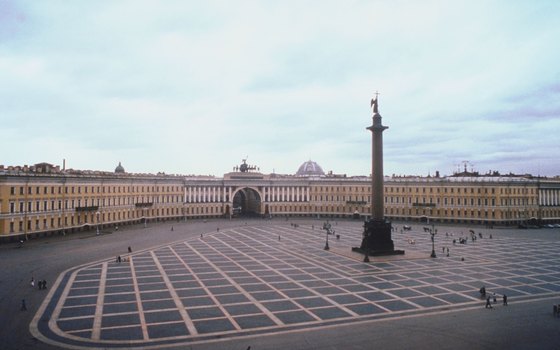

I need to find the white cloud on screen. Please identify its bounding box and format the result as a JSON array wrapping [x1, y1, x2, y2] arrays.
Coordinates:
[[1, 0, 560, 176]]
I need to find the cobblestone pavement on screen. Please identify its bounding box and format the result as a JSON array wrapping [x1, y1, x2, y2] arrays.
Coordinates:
[[30, 223, 560, 349]]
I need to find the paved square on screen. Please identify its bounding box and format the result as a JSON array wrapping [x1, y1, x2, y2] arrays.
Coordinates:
[[31, 223, 560, 349]]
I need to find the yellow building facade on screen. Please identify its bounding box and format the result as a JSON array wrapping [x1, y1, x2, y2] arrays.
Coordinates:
[[1, 161, 559, 240]]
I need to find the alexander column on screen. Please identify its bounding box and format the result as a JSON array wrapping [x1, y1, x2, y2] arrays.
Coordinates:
[[353, 94, 404, 256]]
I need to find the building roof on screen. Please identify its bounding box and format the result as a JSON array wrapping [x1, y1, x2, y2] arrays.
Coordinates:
[[296, 160, 325, 177], [115, 162, 125, 173]]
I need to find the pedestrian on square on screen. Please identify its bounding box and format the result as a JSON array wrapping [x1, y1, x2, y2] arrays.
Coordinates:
[[128, 246, 132, 253], [503, 294, 508, 306], [42, 280, 47, 290], [38, 280, 42, 290], [21, 299, 27, 311], [442, 247, 445, 253], [493, 292, 497, 303], [485, 296, 493, 309], [30, 277, 35, 288]]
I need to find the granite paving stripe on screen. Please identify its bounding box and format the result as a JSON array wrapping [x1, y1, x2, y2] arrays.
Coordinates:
[[63, 296, 98, 307], [67, 330, 92, 339], [376, 299, 420, 312], [31, 225, 560, 349], [182, 296, 217, 308], [144, 310, 184, 324], [193, 318, 237, 334], [435, 293, 477, 303], [59, 305, 96, 319], [128, 256, 150, 340], [101, 313, 140, 327], [104, 293, 137, 303], [186, 306, 226, 320], [234, 314, 276, 329], [308, 306, 352, 320], [293, 297, 333, 308], [262, 300, 302, 312], [105, 285, 135, 293], [223, 303, 263, 316], [150, 250, 198, 335], [408, 296, 450, 307], [147, 322, 189, 339], [273, 310, 317, 324], [357, 291, 396, 302], [185, 238, 285, 327], [169, 245, 244, 331], [57, 318, 94, 332], [103, 302, 139, 314], [345, 303, 388, 315], [106, 278, 133, 286]]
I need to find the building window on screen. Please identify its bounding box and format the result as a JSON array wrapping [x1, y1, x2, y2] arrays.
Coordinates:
[[10, 187, 15, 195]]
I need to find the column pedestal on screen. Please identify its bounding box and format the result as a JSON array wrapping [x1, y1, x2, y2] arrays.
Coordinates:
[[352, 219, 404, 256]]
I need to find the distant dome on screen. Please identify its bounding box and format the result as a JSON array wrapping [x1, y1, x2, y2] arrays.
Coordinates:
[[296, 160, 325, 177], [115, 162, 125, 173]]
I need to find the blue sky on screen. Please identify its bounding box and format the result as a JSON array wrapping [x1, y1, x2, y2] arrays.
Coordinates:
[[1, 0, 559, 177]]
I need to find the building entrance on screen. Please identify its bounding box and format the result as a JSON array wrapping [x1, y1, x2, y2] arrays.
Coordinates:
[[232, 188, 262, 217]]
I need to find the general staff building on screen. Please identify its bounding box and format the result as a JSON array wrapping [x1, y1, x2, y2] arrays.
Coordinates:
[[1, 160, 559, 240]]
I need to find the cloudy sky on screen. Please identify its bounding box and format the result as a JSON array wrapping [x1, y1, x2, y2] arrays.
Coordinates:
[[1, 0, 559, 177]]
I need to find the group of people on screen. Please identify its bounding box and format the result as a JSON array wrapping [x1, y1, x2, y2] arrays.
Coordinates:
[[30, 277, 47, 290], [480, 286, 508, 308], [23, 277, 48, 311], [116, 246, 133, 263]]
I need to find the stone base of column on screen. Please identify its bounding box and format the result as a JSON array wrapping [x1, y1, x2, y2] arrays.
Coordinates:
[[352, 219, 405, 256]]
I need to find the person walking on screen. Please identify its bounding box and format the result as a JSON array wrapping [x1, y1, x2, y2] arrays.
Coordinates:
[[30, 277, 35, 288], [503, 294, 508, 306], [485, 296, 493, 309], [21, 299, 27, 311]]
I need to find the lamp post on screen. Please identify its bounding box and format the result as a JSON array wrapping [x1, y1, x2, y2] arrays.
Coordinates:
[[96, 211, 100, 235], [430, 224, 437, 258], [323, 221, 331, 250], [143, 208, 147, 228]]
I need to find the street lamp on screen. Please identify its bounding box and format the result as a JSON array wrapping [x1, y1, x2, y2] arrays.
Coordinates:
[[143, 208, 147, 228], [323, 221, 331, 250], [96, 211, 100, 235], [430, 224, 437, 258]]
